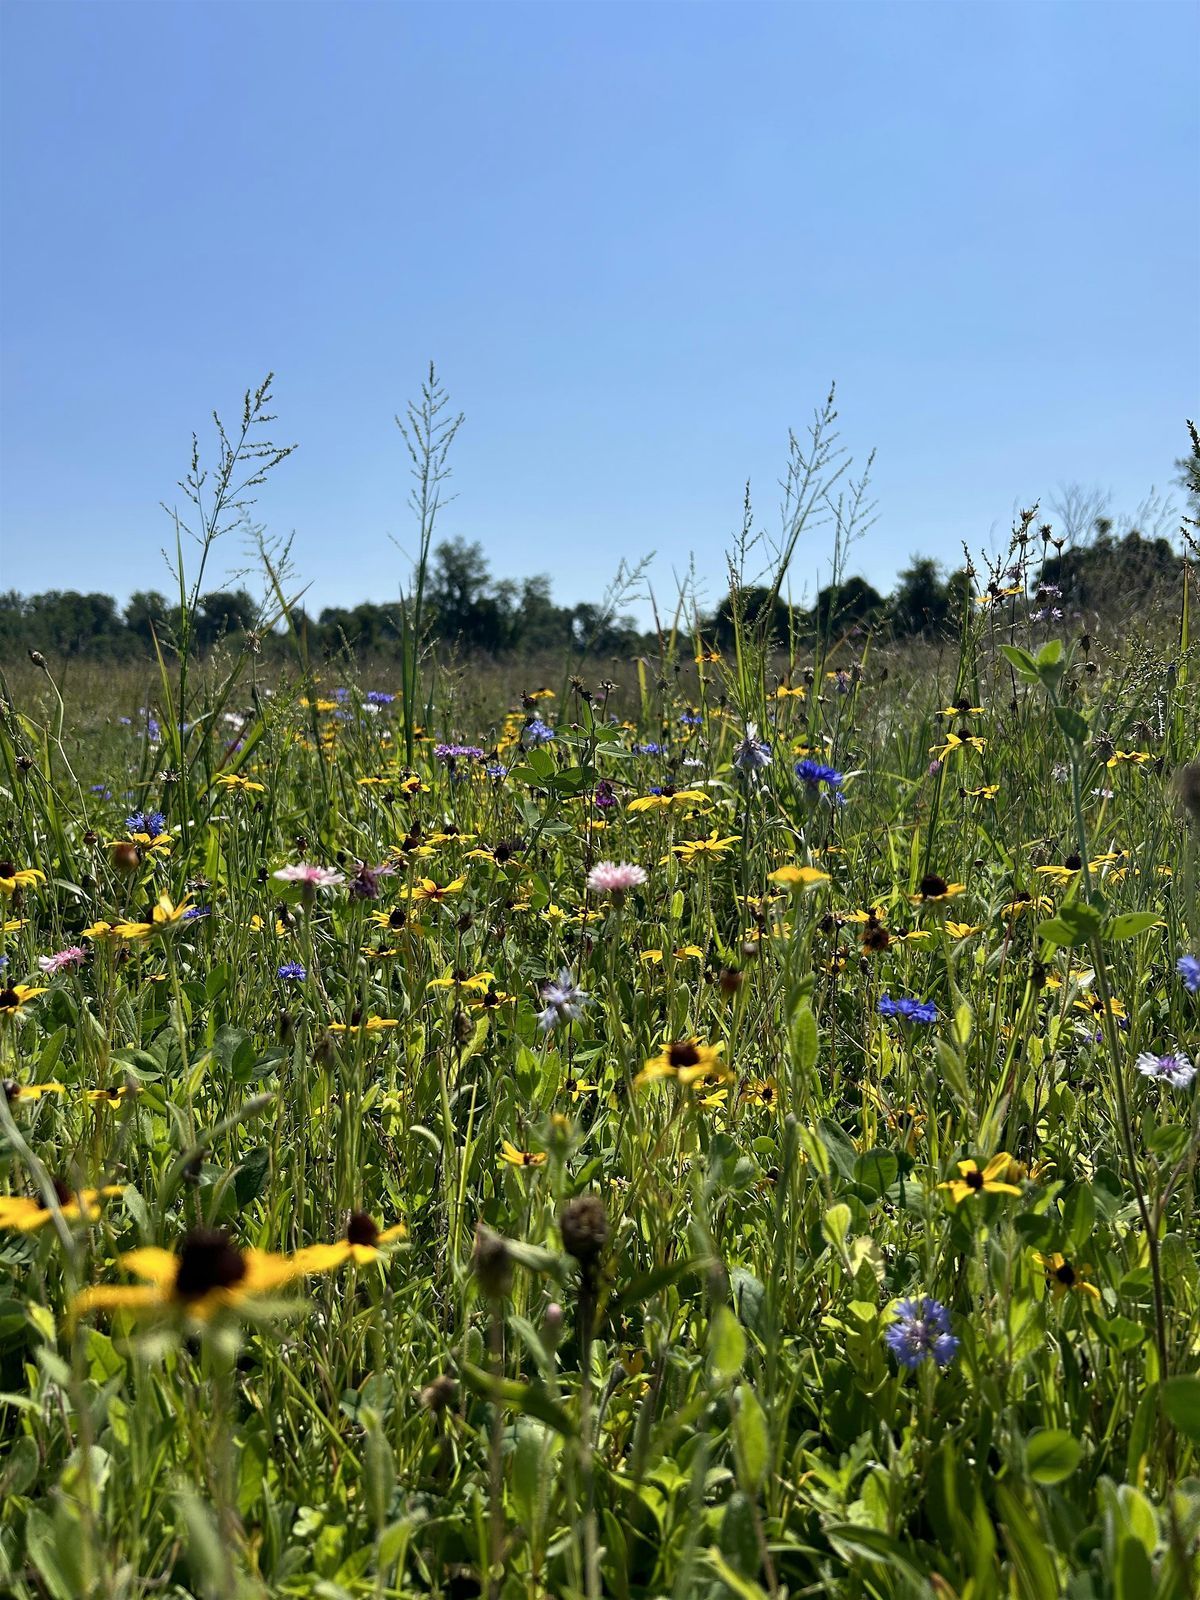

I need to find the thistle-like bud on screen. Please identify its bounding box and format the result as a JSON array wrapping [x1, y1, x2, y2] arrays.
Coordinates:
[[110, 840, 140, 875], [472, 1224, 513, 1300], [1175, 762, 1200, 826], [559, 1194, 609, 1272]]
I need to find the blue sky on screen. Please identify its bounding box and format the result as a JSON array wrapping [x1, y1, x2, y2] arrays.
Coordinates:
[[2, 0, 1197, 623]]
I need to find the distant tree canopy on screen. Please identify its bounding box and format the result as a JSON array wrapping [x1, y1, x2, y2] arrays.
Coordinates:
[[1, 523, 1184, 666]]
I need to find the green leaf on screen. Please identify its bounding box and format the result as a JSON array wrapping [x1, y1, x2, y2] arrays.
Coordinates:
[[790, 1005, 818, 1073], [1162, 1376, 1200, 1442], [1053, 705, 1089, 746], [996, 1485, 1060, 1600], [1037, 900, 1103, 947], [718, 1491, 760, 1579], [733, 1385, 769, 1493], [1000, 644, 1040, 683], [460, 1362, 577, 1437], [708, 1304, 746, 1387], [1106, 911, 1162, 942], [233, 1147, 271, 1209], [1025, 1428, 1082, 1484], [610, 1257, 701, 1314]]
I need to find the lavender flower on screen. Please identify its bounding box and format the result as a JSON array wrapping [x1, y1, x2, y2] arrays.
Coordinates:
[[434, 744, 486, 763], [537, 968, 588, 1032], [277, 961, 307, 981], [1135, 1051, 1196, 1089], [884, 1297, 960, 1369], [348, 861, 394, 900], [523, 719, 556, 745], [366, 690, 395, 705], [1176, 955, 1200, 994], [633, 741, 665, 757]]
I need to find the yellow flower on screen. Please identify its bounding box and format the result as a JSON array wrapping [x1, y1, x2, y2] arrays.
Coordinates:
[[975, 586, 1022, 606], [403, 876, 466, 904], [2, 1078, 64, 1101], [327, 1014, 399, 1034], [498, 1140, 547, 1169], [292, 1213, 407, 1274], [773, 683, 806, 699], [626, 789, 712, 815], [939, 705, 985, 716], [1001, 893, 1054, 918], [695, 648, 722, 664], [152, 892, 195, 929], [938, 1153, 1023, 1203], [0, 984, 47, 1016], [0, 865, 46, 897], [664, 829, 741, 865], [637, 1039, 728, 1087], [0, 1183, 122, 1232], [1034, 1251, 1101, 1303], [1105, 750, 1151, 769], [963, 785, 999, 800], [930, 731, 986, 760], [1034, 862, 1082, 884], [81, 920, 120, 940], [126, 831, 174, 858], [768, 865, 831, 891], [639, 945, 705, 964], [428, 970, 497, 993], [910, 875, 965, 904], [86, 1085, 131, 1105], [741, 1077, 780, 1110], [72, 1228, 299, 1322], [213, 773, 267, 793], [944, 921, 983, 939]]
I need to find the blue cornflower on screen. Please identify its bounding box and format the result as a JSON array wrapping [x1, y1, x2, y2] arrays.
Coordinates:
[[633, 741, 665, 757], [334, 687, 351, 701], [878, 994, 938, 1024], [184, 905, 210, 920], [485, 763, 509, 780], [366, 690, 395, 705], [1177, 955, 1200, 995], [795, 758, 844, 789], [126, 810, 167, 836], [537, 968, 588, 1032], [90, 785, 112, 798], [523, 719, 556, 745], [884, 1298, 959, 1369], [277, 961, 307, 981], [733, 723, 772, 774], [678, 712, 703, 727], [434, 744, 486, 762]]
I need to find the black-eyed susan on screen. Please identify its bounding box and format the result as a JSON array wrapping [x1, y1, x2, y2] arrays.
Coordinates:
[[402, 876, 466, 905], [327, 1013, 399, 1035], [637, 1038, 727, 1086], [664, 829, 741, 866], [3, 1078, 64, 1102], [86, 1085, 132, 1105], [0, 984, 47, 1017], [930, 730, 987, 761], [72, 1228, 299, 1322], [911, 874, 966, 904], [1034, 1251, 1101, 1303], [963, 784, 999, 800], [767, 865, 831, 891], [0, 864, 46, 897], [639, 944, 705, 965], [498, 1140, 547, 1169], [627, 789, 712, 815], [213, 773, 267, 793], [741, 1077, 780, 1110], [944, 921, 984, 940], [0, 1180, 123, 1232], [938, 1154, 1023, 1203], [293, 1212, 407, 1274]]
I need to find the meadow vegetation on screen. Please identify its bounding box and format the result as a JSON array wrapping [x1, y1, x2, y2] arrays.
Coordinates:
[[0, 377, 1198, 1599]]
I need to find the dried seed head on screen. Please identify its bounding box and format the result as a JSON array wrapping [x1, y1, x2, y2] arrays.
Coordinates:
[[559, 1194, 609, 1268], [110, 841, 140, 875], [1175, 762, 1200, 826], [420, 1373, 458, 1413], [472, 1224, 513, 1300]]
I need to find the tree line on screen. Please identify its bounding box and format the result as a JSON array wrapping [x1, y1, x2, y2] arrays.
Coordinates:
[[0, 527, 1182, 665]]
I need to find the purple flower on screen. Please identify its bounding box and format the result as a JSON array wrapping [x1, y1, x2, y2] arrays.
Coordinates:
[[485, 763, 509, 780], [633, 741, 665, 757], [277, 962, 307, 981], [523, 719, 556, 745], [879, 994, 937, 1025], [594, 780, 618, 810], [1135, 1051, 1195, 1089], [1176, 955, 1200, 995], [366, 691, 396, 705], [348, 861, 394, 900], [126, 810, 167, 836], [37, 946, 88, 975], [434, 744, 486, 763], [183, 905, 210, 920], [885, 1297, 959, 1369], [678, 712, 703, 727]]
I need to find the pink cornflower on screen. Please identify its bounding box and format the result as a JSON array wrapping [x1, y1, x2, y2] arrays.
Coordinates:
[[272, 863, 346, 900], [586, 861, 647, 896], [37, 946, 87, 975]]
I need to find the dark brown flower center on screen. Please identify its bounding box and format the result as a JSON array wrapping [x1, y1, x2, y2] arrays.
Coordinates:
[[173, 1229, 247, 1300], [0, 988, 20, 1009], [667, 1041, 702, 1069], [861, 924, 890, 951], [919, 874, 949, 898], [1054, 1261, 1076, 1287], [346, 1211, 379, 1248], [965, 1169, 985, 1189], [1064, 853, 1082, 870]]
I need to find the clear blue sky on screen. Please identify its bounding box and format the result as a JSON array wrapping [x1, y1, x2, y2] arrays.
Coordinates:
[[2, 0, 1197, 623]]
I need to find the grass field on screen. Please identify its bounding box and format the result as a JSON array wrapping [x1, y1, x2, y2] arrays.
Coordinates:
[[0, 553, 1198, 1599]]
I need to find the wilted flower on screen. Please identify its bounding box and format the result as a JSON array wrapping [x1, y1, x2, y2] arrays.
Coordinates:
[[733, 723, 772, 773]]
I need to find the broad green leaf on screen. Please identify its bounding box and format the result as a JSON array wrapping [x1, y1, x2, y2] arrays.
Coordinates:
[[733, 1385, 769, 1493], [1162, 1376, 1200, 1442], [708, 1304, 746, 1386], [1106, 911, 1162, 942], [1025, 1428, 1082, 1484]]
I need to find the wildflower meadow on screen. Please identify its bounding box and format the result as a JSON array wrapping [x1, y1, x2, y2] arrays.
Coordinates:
[[1, 383, 1198, 1600]]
